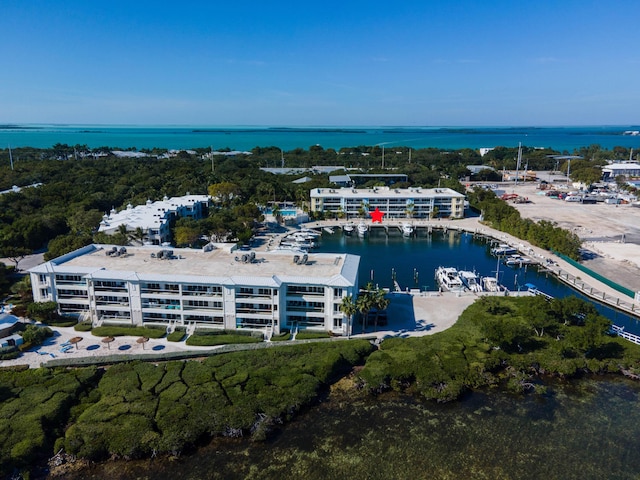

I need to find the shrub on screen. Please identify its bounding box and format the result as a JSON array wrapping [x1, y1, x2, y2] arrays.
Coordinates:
[[74, 322, 93, 332], [186, 334, 262, 347], [270, 332, 291, 342], [0, 346, 19, 360], [20, 325, 53, 346], [91, 326, 166, 339], [26, 301, 58, 323], [295, 331, 330, 340], [44, 316, 78, 328], [166, 331, 185, 342]]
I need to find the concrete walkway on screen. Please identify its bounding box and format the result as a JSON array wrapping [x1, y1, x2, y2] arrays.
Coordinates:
[[308, 217, 640, 318]]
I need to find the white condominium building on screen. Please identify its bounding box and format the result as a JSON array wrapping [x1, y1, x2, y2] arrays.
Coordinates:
[[29, 244, 360, 336], [310, 186, 466, 219], [98, 194, 211, 245]]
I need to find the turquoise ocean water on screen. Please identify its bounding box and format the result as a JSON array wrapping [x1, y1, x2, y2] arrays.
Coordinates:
[[2, 125, 640, 151]]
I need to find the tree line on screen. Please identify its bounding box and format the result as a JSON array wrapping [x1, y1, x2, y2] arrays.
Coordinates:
[[0, 142, 628, 293]]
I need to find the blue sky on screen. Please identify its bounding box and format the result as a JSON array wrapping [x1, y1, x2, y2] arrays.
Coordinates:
[[1, 0, 639, 126]]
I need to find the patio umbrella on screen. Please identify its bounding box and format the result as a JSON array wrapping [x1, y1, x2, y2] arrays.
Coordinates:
[[101, 336, 115, 350], [69, 336, 83, 349], [136, 337, 149, 350]]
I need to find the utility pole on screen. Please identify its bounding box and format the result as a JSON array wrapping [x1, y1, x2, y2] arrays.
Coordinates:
[[8, 144, 13, 170], [382, 146, 385, 169], [514, 142, 522, 186]]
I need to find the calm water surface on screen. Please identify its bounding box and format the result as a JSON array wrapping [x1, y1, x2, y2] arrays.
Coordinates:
[[3, 125, 640, 151], [316, 228, 640, 334], [67, 377, 640, 480], [57, 230, 640, 480]]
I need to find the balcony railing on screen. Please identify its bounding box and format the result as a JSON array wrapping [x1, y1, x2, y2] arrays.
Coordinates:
[[140, 288, 180, 295], [236, 307, 273, 314], [95, 301, 130, 307], [286, 306, 324, 313], [235, 292, 273, 299], [182, 305, 223, 311], [182, 290, 223, 297]]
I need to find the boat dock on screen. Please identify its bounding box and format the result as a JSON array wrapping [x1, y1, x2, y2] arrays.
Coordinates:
[[300, 218, 640, 321]]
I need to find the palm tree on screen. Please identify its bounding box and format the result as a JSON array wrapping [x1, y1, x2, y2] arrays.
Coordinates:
[[358, 202, 368, 219], [132, 227, 145, 245], [372, 289, 390, 332], [272, 205, 282, 225], [356, 294, 371, 334], [339, 295, 357, 338], [356, 282, 376, 333]]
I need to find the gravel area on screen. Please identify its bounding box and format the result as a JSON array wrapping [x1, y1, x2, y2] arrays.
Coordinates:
[[496, 180, 640, 292]]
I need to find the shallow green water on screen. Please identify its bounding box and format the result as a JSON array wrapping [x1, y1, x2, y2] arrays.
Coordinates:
[[66, 377, 640, 480]]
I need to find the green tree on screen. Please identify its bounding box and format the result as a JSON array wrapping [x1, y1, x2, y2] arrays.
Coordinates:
[[27, 301, 58, 322], [11, 276, 32, 304], [520, 295, 554, 337], [21, 324, 53, 345], [208, 182, 240, 207], [67, 209, 103, 236], [174, 218, 201, 247], [0, 246, 31, 271], [482, 317, 530, 353], [372, 288, 390, 332], [356, 286, 374, 333], [339, 295, 357, 338]]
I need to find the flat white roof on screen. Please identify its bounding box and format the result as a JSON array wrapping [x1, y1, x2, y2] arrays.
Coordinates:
[[310, 186, 465, 199], [603, 162, 640, 171], [30, 244, 359, 287], [98, 195, 210, 233]]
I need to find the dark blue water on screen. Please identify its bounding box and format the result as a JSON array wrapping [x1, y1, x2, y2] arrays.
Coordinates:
[[317, 229, 640, 334], [2, 125, 640, 151]]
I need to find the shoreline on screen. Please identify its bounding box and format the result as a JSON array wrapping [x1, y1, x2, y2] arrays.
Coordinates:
[[4, 178, 640, 368]]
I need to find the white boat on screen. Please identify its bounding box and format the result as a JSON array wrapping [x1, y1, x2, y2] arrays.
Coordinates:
[[504, 254, 535, 267], [491, 243, 517, 256], [298, 228, 320, 237], [343, 223, 354, 235], [357, 222, 368, 236], [481, 276, 503, 292], [285, 233, 316, 245], [402, 223, 414, 236], [275, 245, 308, 253], [458, 270, 483, 292], [435, 267, 465, 292]]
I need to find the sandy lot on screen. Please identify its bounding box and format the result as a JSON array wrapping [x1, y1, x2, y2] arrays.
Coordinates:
[[488, 180, 640, 292]]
